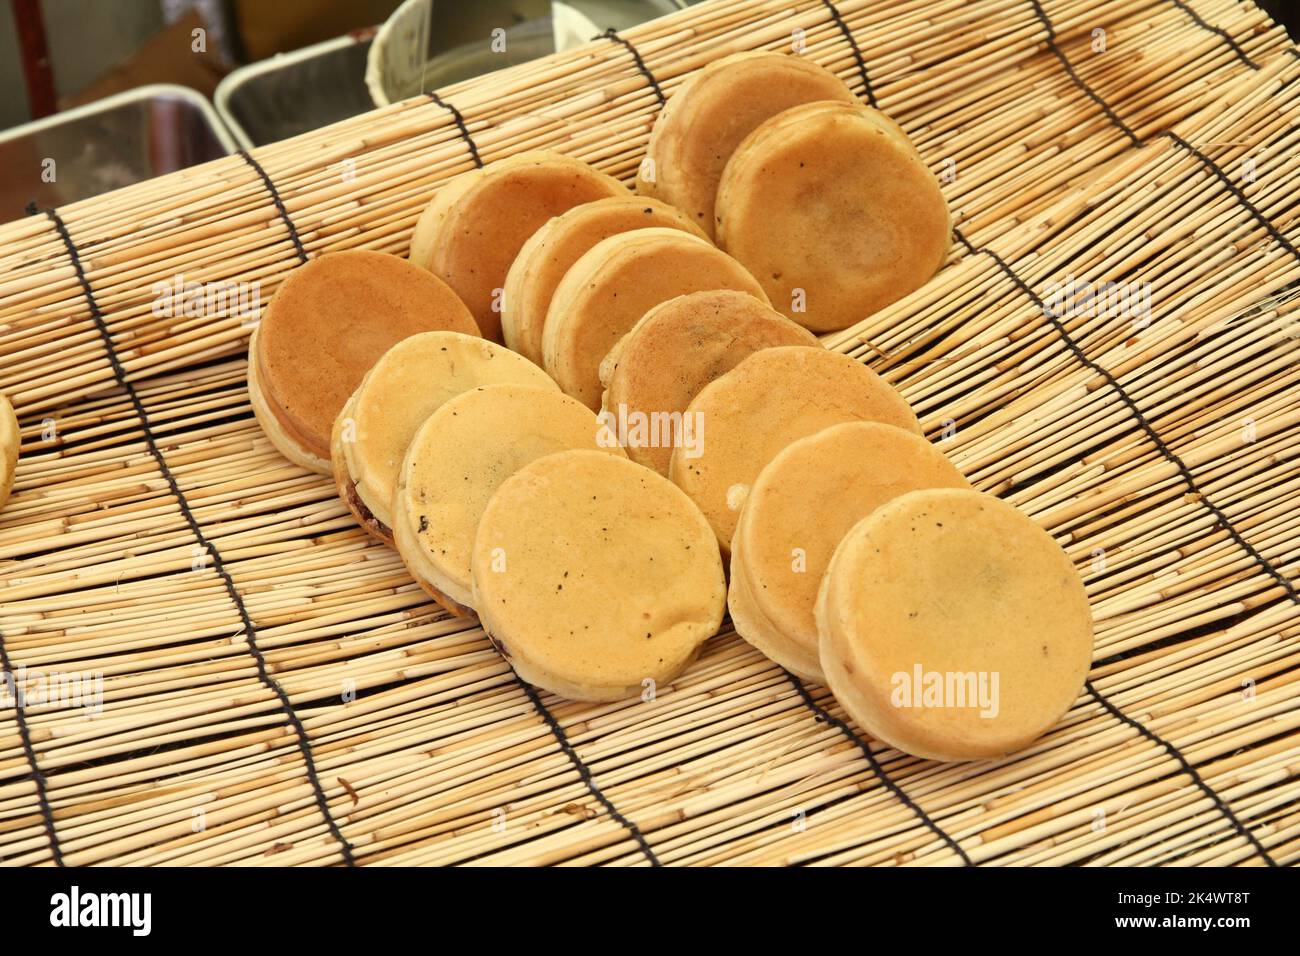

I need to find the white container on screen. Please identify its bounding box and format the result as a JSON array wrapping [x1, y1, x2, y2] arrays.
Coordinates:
[[365, 0, 684, 107]]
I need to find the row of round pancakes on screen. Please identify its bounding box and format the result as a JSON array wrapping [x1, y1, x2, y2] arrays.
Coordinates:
[[248, 49, 948, 478], [658, 344, 1091, 760], [338, 330, 728, 703], [728, 421, 1093, 761], [245, 51, 1092, 759], [254, 307, 1092, 759]]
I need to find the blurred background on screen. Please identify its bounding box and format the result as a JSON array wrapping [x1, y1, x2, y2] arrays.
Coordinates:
[[0, 0, 689, 221], [0, 0, 1294, 223]]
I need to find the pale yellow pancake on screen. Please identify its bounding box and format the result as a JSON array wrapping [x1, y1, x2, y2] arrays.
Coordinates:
[[392, 384, 625, 616], [542, 228, 767, 409], [501, 195, 706, 365], [638, 51, 856, 239], [670, 346, 920, 548], [471, 450, 725, 701], [598, 290, 817, 475], [331, 332, 554, 545], [729, 422, 970, 682], [0, 395, 18, 512], [409, 151, 628, 342], [716, 100, 949, 332], [816, 489, 1094, 761]]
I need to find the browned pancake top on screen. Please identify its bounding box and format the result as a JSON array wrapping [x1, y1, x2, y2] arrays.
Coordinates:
[[255, 250, 478, 460], [419, 156, 628, 341]]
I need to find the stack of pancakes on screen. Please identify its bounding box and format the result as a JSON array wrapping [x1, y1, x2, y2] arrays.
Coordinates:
[[244, 54, 1091, 761]]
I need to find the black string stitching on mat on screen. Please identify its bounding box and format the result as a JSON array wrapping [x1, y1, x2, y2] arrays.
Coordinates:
[[518, 681, 661, 865], [427, 92, 484, 168], [787, 673, 974, 865], [1166, 0, 1258, 70], [1031, 8, 1298, 263], [597, 28, 666, 107], [955, 226, 1281, 865], [1029, 1, 1140, 146], [1161, 131, 1300, 262], [1085, 683, 1276, 864], [237, 150, 308, 264], [0, 633, 64, 865], [964, 230, 1300, 610], [1029, 2, 1300, 608], [956, 14, 1293, 855], [821, 0, 878, 108], [29, 204, 356, 866]]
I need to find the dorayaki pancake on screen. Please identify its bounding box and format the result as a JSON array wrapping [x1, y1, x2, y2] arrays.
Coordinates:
[[670, 346, 920, 548], [392, 384, 626, 615], [409, 151, 628, 342], [816, 489, 1094, 761], [0, 395, 18, 512], [471, 449, 725, 701], [501, 196, 706, 364], [249, 250, 478, 474], [598, 290, 817, 475], [638, 51, 856, 240], [715, 100, 950, 332], [542, 228, 767, 410], [331, 332, 554, 546], [248, 328, 331, 474], [729, 422, 970, 682]]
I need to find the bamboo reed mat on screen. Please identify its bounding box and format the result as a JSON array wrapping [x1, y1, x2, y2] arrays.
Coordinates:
[[1, 0, 1298, 866]]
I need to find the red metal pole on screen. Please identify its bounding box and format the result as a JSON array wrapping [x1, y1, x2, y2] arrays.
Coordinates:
[[11, 0, 57, 119]]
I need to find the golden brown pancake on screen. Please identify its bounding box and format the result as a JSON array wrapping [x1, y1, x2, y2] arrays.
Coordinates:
[[598, 289, 817, 475], [816, 488, 1094, 761], [392, 384, 626, 615], [249, 249, 478, 473], [670, 346, 920, 548], [715, 100, 950, 332], [409, 151, 628, 342], [331, 332, 555, 546], [0, 395, 18, 512], [542, 228, 767, 409], [501, 195, 705, 365], [638, 51, 856, 239], [471, 449, 726, 701], [729, 422, 970, 682]]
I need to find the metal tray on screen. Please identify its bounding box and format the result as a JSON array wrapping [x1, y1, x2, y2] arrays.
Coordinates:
[[0, 84, 235, 224], [215, 32, 378, 150]]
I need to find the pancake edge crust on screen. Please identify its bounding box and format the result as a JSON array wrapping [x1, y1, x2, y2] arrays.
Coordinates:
[[247, 327, 332, 475], [390, 479, 478, 619], [728, 523, 823, 682], [330, 392, 394, 547], [0, 395, 18, 511]]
